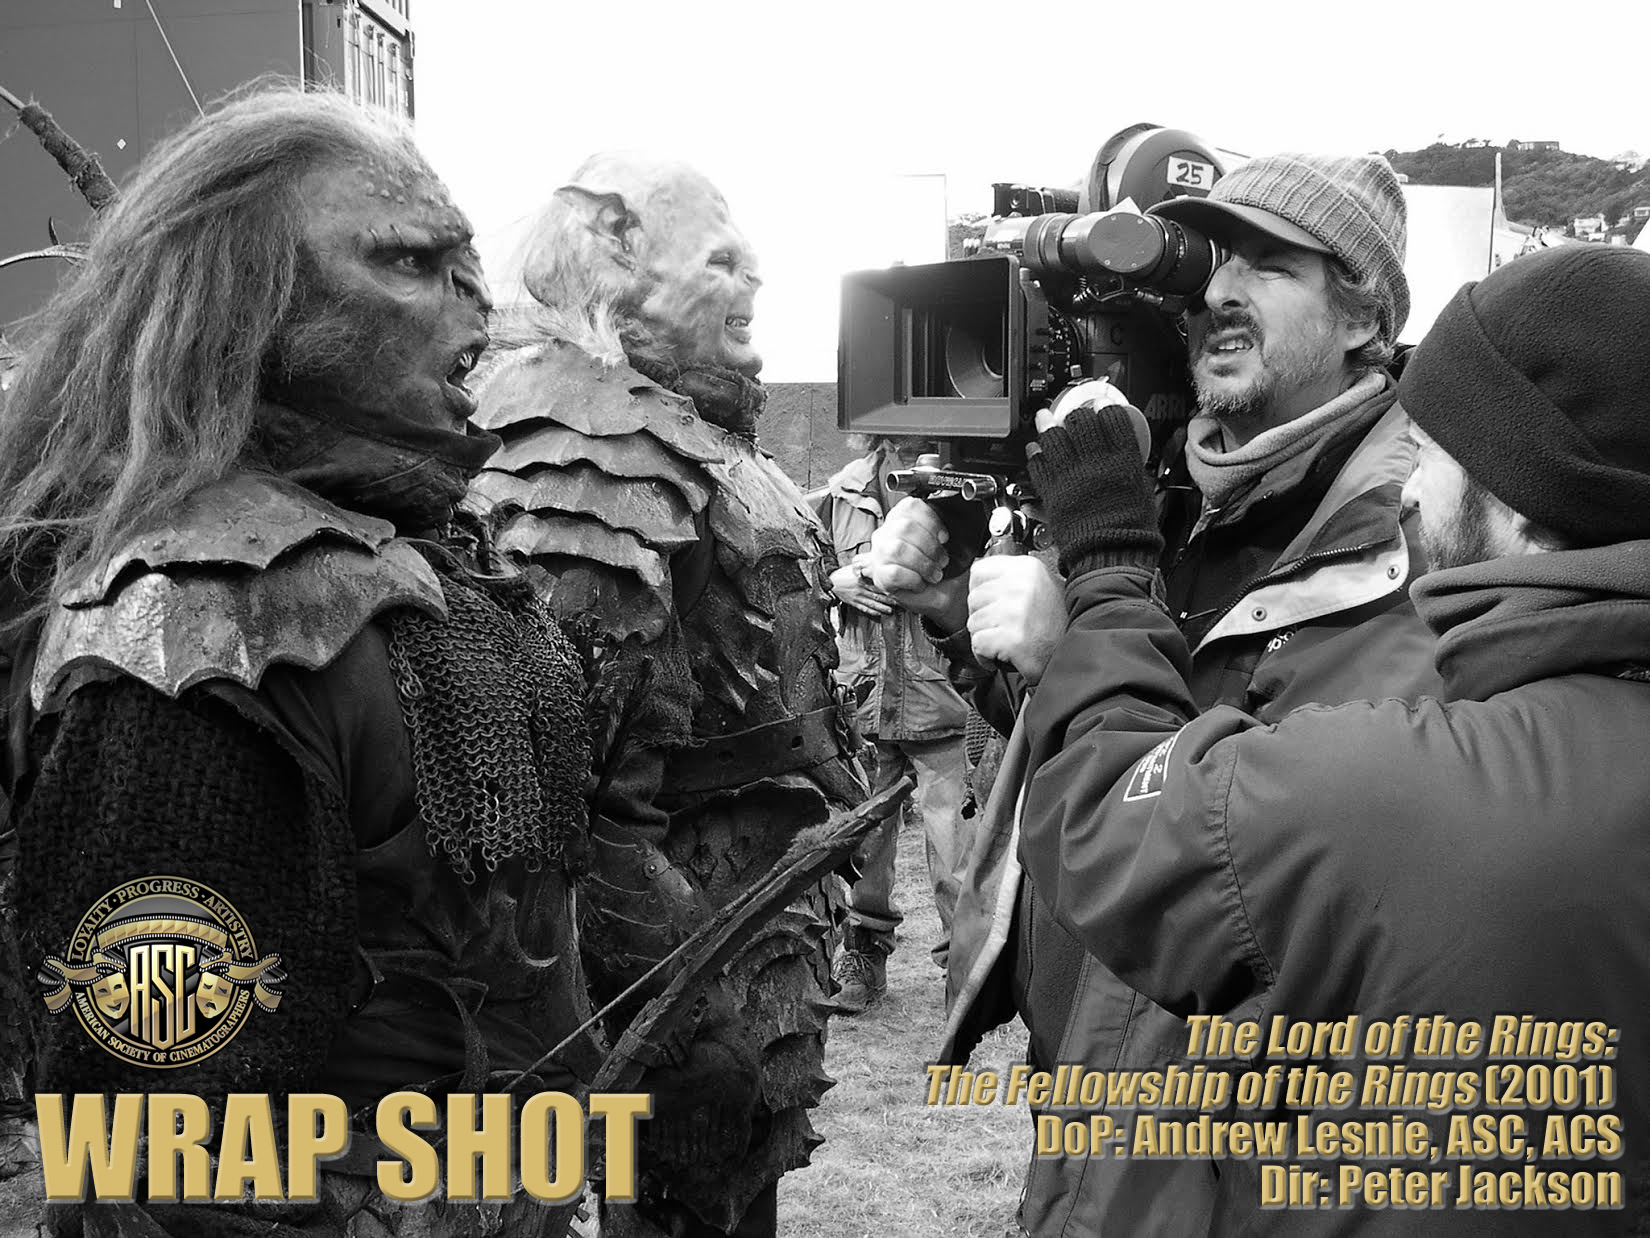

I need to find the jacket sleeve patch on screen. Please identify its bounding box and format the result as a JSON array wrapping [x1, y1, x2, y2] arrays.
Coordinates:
[[1122, 732, 1180, 802]]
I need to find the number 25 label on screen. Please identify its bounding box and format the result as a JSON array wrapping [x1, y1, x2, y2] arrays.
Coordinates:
[[1169, 159, 1215, 190]]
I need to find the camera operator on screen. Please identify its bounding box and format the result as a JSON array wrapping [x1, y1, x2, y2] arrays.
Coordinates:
[[867, 152, 1444, 1234], [1010, 240, 1650, 1237]]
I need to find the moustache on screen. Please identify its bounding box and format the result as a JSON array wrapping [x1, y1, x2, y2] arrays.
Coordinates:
[[1195, 310, 1263, 355]]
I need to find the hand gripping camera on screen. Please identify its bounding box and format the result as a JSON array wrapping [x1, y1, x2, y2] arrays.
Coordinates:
[[838, 123, 1229, 554]]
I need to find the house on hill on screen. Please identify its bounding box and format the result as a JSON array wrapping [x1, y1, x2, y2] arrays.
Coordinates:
[[1508, 139, 1561, 153]]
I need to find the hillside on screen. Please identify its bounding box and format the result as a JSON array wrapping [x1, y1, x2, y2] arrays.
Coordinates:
[[1387, 144, 1650, 231], [942, 143, 1650, 238]]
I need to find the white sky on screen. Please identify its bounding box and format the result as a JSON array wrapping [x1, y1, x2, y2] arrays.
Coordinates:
[[412, 0, 1647, 379]]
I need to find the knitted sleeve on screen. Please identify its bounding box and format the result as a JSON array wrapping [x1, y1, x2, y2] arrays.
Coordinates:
[[14, 676, 358, 1102]]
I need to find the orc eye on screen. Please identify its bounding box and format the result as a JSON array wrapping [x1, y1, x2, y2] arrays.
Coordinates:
[[385, 249, 436, 275], [708, 251, 737, 270]]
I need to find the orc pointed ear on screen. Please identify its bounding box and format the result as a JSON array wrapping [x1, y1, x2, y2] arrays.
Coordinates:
[[553, 184, 642, 267]]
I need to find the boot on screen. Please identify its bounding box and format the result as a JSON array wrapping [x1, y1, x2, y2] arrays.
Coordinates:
[[830, 942, 887, 1015]]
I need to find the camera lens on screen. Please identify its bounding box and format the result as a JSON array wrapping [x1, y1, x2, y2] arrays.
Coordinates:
[[1058, 213, 1226, 297], [943, 316, 1006, 399], [1062, 212, 1165, 278], [1020, 214, 1080, 277], [1147, 218, 1228, 296]]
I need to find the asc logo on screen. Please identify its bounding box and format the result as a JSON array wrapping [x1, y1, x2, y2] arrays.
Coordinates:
[[37, 876, 285, 1068]]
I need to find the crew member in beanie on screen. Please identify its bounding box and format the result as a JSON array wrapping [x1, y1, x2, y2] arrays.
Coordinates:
[[990, 242, 1650, 1234], [1400, 247, 1650, 548], [870, 151, 1443, 1233]]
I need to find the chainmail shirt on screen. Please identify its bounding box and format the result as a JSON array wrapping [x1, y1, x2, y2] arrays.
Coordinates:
[[384, 550, 590, 882]]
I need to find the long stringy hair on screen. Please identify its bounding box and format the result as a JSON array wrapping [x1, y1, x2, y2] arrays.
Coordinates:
[[0, 85, 425, 635]]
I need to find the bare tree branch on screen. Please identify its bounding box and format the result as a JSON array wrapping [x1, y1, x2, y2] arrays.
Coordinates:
[[1, 84, 118, 212]]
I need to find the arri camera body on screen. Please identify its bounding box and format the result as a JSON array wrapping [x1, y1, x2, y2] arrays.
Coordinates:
[[838, 124, 1230, 502]]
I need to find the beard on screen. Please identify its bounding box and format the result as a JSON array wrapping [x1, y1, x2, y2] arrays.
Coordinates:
[[1421, 476, 1506, 571], [1190, 308, 1343, 425]]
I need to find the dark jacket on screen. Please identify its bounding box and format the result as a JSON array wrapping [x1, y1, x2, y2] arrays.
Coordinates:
[[1017, 540, 1650, 1236], [942, 393, 1444, 1235], [818, 451, 968, 743]]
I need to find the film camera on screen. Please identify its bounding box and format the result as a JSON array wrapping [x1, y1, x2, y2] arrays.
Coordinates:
[[837, 123, 1230, 549]]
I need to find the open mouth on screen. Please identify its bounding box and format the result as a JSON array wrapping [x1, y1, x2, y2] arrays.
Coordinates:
[[447, 346, 480, 391], [1202, 330, 1255, 359], [725, 314, 754, 344], [442, 341, 485, 416]]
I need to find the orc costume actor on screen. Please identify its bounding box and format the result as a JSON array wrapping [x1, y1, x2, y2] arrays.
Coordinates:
[[471, 154, 865, 1237], [0, 91, 599, 1237]]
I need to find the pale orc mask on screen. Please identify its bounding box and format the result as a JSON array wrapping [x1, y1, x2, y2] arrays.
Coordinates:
[[521, 154, 765, 381]]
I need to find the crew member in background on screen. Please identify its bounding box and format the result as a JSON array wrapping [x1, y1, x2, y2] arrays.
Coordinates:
[[816, 435, 970, 1014], [870, 152, 1443, 1234]]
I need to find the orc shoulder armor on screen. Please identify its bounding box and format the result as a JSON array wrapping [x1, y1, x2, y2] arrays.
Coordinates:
[[473, 340, 827, 641], [702, 442, 823, 576], [473, 341, 724, 642], [31, 471, 445, 711]]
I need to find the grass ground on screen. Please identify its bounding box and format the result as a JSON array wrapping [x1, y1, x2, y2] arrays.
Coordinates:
[[777, 819, 1031, 1238]]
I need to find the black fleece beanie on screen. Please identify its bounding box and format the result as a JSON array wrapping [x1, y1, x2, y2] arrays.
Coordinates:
[[1399, 244, 1650, 546]]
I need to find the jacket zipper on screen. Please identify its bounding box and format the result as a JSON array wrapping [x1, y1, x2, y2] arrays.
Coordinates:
[[1180, 536, 1391, 630]]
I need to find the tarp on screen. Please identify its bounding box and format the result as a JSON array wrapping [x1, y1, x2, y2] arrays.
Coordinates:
[[1399, 184, 1525, 343]]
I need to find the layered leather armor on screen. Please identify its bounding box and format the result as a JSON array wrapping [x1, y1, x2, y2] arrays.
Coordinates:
[[473, 340, 867, 1231], [7, 469, 600, 1238]]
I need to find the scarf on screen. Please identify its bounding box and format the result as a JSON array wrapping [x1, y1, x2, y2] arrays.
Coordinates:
[[1411, 540, 1650, 701], [1184, 370, 1392, 509], [625, 352, 767, 440], [249, 401, 500, 534]]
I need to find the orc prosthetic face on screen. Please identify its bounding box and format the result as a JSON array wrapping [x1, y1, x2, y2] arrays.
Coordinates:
[[632, 185, 762, 376], [551, 156, 764, 376], [269, 158, 493, 434]]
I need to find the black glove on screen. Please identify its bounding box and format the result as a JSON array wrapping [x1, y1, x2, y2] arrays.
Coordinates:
[[1027, 402, 1164, 578]]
